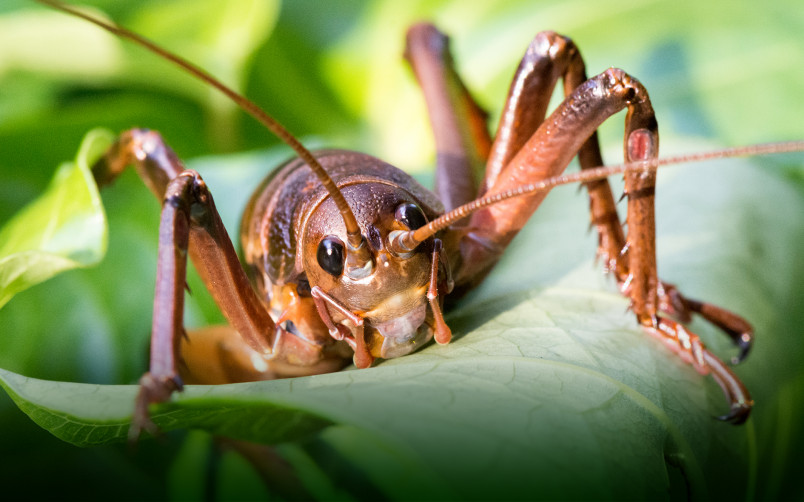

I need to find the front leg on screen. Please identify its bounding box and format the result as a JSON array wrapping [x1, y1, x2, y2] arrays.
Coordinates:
[[93, 130, 279, 437], [94, 130, 277, 355], [133, 171, 196, 438]]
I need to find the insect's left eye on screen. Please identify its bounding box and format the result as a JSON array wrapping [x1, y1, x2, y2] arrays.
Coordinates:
[[395, 203, 427, 230], [317, 235, 345, 276]]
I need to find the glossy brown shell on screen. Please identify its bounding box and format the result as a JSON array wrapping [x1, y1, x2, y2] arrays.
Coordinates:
[[240, 149, 444, 298]]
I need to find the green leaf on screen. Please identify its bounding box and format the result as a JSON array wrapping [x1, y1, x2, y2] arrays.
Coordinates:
[[0, 287, 716, 499], [0, 129, 112, 309], [0, 368, 332, 448]]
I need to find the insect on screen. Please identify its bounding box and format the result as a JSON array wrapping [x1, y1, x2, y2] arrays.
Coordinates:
[[30, 1, 802, 439]]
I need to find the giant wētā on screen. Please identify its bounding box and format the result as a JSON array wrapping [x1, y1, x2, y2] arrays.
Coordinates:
[[30, 0, 804, 440]]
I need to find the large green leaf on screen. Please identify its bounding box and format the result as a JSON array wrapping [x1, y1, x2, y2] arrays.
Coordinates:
[[0, 129, 111, 308], [0, 286, 746, 499]]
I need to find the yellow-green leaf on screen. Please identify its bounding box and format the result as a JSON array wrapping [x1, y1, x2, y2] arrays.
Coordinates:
[[0, 129, 112, 308]]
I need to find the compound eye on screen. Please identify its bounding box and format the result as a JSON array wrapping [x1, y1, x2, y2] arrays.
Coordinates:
[[317, 235, 345, 276], [395, 203, 427, 230]]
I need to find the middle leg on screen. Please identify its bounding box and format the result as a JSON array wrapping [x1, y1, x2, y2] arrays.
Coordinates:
[[405, 23, 493, 212]]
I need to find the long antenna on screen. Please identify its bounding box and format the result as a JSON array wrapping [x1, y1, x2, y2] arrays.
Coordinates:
[[390, 140, 804, 252], [37, 0, 373, 272]]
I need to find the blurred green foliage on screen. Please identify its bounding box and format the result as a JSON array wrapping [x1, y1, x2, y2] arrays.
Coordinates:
[[0, 0, 803, 500]]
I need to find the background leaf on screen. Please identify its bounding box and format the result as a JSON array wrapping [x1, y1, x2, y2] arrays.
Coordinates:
[[0, 129, 110, 308], [0, 0, 802, 500]]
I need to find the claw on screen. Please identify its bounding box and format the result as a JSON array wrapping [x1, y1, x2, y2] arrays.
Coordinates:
[[732, 332, 753, 365], [646, 317, 753, 425], [715, 401, 752, 425], [702, 350, 753, 425], [671, 295, 754, 365], [129, 391, 159, 442], [128, 372, 183, 442]]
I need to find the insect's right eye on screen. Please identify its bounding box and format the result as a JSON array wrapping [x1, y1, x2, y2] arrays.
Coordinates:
[[317, 236, 345, 276], [395, 202, 427, 230]]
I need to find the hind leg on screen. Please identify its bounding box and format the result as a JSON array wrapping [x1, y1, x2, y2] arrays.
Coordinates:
[[417, 24, 753, 421]]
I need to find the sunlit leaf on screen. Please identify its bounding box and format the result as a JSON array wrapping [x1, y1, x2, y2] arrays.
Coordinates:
[[0, 129, 112, 308]]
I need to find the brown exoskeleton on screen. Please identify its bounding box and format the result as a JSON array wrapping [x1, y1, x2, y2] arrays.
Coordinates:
[[38, 0, 803, 436]]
